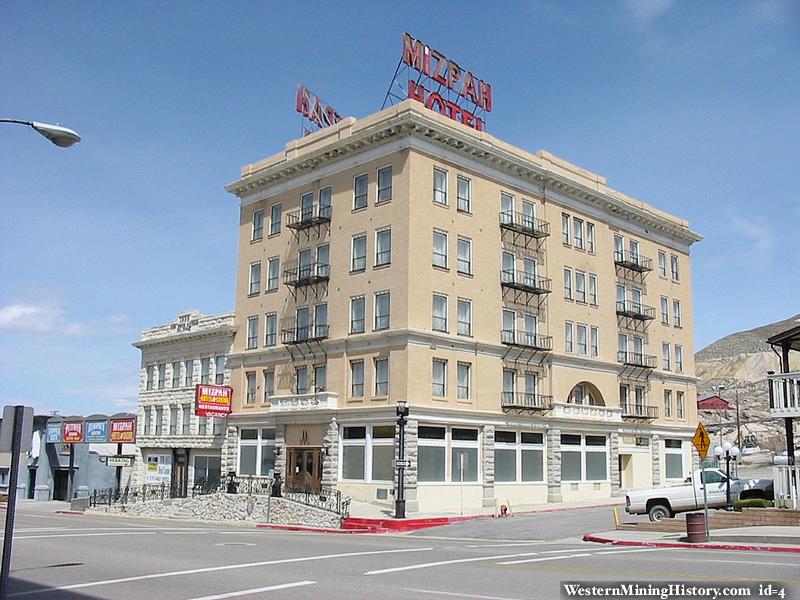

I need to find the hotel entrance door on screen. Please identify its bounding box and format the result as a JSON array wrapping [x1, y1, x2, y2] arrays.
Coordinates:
[[286, 448, 322, 493]]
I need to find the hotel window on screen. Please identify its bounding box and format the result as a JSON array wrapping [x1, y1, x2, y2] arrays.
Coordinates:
[[418, 426, 446, 482], [252, 208, 264, 241], [158, 364, 166, 389], [264, 313, 277, 347], [269, 203, 281, 235], [635, 386, 646, 410], [155, 407, 163, 435], [573, 218, 584, 250], [658, 250, 667, 277], [451, 428, 479, 482], [575, 271, 586, 303], [432, 359, 447, 397], [587, 222, 596, 253], [577, 324, 588, 356], [377, 166, 392, 203], [267, 257, 279, 291], [457, 298, 472, 336], [661, 297, 670, 324], [238, 428, 276, 477], [143, 407, 152, 435], [198, 416, 208, 436], [184, 360, 193, 387], [346, 360, 362, 398], [215, 356, 225, 385], [432, 293, 448, 332], [245, 372, 256, 404], [201, 358, 210, 385], [432, 230, 448, 268], [319, 186, 332, 218], [350, 296, 365, 334], [502, 309, 515, 343], [503, 368, 516, 403], [561, 434, 608, 482], [664, 390, 672, 419], [374, 358, 389, 396], [263, 370, 274, 402], [457, 176, 471, 213], [565, 321, 574, 353], [588, 274, 598, 305], [629, 239, 640, 262], [351, 234, 367, 271], [525, 371, 538, 398], [665, 439, 683, 479], [457, 236, 472, 275], [590, 326, 599, 358], [295, 306, 309, 341], [315, 364, 327, 392], [316, 244, 330, 277], [249, 261, 261, 295], [314, 303, 328, 338], [300, 192, 314, 221], [169, 406, 177, 435], [246, 316, 258, 349], [619, 384, 629, 409], [375, 227, 391, 266], [618, 333, 628, 360], [457, 362, 471, 400], [614, 234, 624, 261], [295, 366, 308, 394], [662, 342, 672, 371], [673, 300, 682, 327], [433, 167, 448, 205], [495, 431, 544, 483], [172, 362, 181, 388], [182, 405, 191, 435], [670, 254, 680, 281], [563, 268, 573, 300], [562, 213, 570, 244], [501, 251, 515, 283], [675, 345, 684, 373], [676, 391, 685, 419], [500, 192, 514, 224], [354, 173, 368, 209], [374, 291, 390, 330]]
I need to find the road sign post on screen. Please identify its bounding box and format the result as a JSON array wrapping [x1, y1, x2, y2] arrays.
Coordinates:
[[692, 422, 712, 539]]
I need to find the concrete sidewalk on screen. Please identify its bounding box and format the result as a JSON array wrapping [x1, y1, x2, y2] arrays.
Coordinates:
[[0, 499, 73, 514]]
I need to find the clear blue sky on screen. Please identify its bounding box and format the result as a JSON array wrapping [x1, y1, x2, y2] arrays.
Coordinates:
[[1, 1, 798, 415]]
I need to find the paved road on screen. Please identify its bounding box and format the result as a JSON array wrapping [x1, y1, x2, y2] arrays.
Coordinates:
[[2, 509, 798, 600]]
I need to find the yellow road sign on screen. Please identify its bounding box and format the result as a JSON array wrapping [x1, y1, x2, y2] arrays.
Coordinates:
[[692, 422, 711, 460]]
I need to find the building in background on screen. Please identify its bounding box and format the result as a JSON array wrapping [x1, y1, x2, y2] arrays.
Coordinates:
[[133, 310, 235, 493], [222, 99, 703, 512]]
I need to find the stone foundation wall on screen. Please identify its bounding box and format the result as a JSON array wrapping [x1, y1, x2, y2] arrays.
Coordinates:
[[87, 492, 341, 529]]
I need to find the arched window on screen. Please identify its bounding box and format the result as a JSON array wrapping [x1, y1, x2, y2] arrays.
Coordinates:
[[567, 382, 604, 406]]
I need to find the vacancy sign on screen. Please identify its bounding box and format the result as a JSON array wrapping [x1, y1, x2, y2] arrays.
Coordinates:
[[195, 384, 233, 418]]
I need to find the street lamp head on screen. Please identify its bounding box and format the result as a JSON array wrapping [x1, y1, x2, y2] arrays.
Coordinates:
[[396, 400, 409, 418], [730, 446, 740, 458], [713, 445, 724, 458], [722, 441, 732, 452], [717, 383, 726, 394], [31, 121, 81, 147]]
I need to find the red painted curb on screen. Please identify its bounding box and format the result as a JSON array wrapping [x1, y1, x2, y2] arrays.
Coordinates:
[[583, 533, 800, 554], [256, 523, 387, 534]]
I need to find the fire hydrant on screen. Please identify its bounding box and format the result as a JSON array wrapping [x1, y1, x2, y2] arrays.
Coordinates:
[[499, 504, 508, 517]]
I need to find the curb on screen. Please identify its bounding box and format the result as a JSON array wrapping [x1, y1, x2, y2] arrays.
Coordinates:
[[256, 523, 387, 534], [583, 533, 800, 554]]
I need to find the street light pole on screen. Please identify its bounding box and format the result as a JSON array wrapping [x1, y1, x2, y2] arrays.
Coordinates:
[[0, 118, 81, 147], [716, 384, 726, 448], [714, 441, 740, 511], [394, 400, 409, 519]]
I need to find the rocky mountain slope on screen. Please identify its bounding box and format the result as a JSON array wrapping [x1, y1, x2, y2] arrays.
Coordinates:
[[695, 313, 800, 450]]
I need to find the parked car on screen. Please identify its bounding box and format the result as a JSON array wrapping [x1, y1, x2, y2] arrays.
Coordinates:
[[625, 469, 773, 521]]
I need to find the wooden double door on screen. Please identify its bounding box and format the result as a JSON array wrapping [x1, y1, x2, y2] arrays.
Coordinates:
[[286, 448, 322, 493]]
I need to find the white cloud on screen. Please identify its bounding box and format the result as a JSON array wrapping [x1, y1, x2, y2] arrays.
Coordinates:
[[624, 0, 674, 22], [0, 301, 131, 337], [726, 213, 777, 263]]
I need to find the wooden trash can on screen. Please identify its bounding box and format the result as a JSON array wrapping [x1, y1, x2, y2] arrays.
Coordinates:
[[686, 512, 707, 543]]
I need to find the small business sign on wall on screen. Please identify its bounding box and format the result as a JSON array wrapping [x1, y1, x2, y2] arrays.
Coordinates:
[[145, 454, 172, 485]]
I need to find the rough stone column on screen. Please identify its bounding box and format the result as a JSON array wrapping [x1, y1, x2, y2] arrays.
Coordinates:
[[482, 425, 495, 508], [221, 425, 239, 476], [399, 419, 419, 513], [274, 424, 287, 481], [609, 432, 621, 495], [322, 417, 338, 488], [651, 434, 661, 486], [547, 428, 562, 503]]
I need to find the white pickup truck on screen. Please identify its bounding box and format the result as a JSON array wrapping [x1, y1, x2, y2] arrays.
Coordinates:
[[625, 469, 773, 521]]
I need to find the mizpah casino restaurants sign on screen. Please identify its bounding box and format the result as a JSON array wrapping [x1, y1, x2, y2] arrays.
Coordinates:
[[401, 32, 493, 131]]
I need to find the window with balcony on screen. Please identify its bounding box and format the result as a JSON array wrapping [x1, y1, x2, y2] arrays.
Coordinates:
[[300, 192, 314, 222], [246, 316, 258, 349], [457, 176, 471, 213], [432, 359, 447, 397], [265, 313, 277, 347], [269, 203, 281, 236], [350, 296, 365, 334], [252, 208, 264, 241], [295, 306, 309, 342], [352, 234, 367, 272], [457, 298, 472, 336], [457, 362, 470, 400], [319, 186, 332, 218], [374, 291, 390, 330], [502, 368, 516, 403], [316, 244, 330, 278], [457, 236, 472, 275], [374, 358, 389, 395], [433, 230, 448, 268], [267, 257, 279, 291], [314, 303, 328, 338], [375, 227, 391, 266], [500, 192, 514, 225], [501, 251, 515, 283], [377, 166, 392, 203], [350, 360, 364, 397], [433, 167, 448, 205], [432, 293, 448, 331], [354, 173, 368, 209], [245, 372, 256, 404], [249, 261, 261, 295]]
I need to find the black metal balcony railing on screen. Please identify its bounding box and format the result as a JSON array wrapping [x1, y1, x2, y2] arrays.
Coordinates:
[[620, 402, 659, 419], [500, 270, 552, 294], [283, 262, 330, 286], [501, 392, 554, 410], [500, 329, 553, 351], [281, 324, 329, 344], [617, 351, 657, 368], [286, 204, 332, 230], [616, 300, 656, 320], [614, 250, 653, 272], [499, 211, 550, 238]]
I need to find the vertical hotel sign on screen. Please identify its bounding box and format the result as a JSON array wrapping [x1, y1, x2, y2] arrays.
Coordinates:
[[401, 32, 492, 131], [195, 384, 233, 418]]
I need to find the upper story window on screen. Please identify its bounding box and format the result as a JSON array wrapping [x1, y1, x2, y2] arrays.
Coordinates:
[[249, 262, 261, 296], [143, 407, 152, 435], [565, 321, 574, 353], [658, 251, 667, 277], [300, 192, 314, 221], [457, 298, 472, 336], [433, 230, 448, 268], [587, 222, 595, 253], [184, 359, 193, 387], [172, 361, 181, 388], [677, 391, 685, 419], [673, 300, 682, 327], [375, 227, 391, 266], [246, 316, 258, 349], [457, 176, 471, 213], [564, 268, 573, 300], [675, 345, 684, 373], [588, 274, 598, 305], [432, 359, 447, 397], [350, 360, 364, 397], [267, 257, 280, 291], [670, 254, 680, 281], [146, 365, 154, 390], [157, 363, 166, 390], [433, 167, 448, 205], [374, 291, 390, 330], [354, 173, 368, 209], [457, 236, 472, 275], [573, 218, 584, 250], [252, 209, 264, 241], [265, 313, 277, 347], [352, 234, 367, 272], [245, 372, 256, 404], [314, 365, 326, 393], [269, 203, 282, 236], [575, 271, 586, 303], [662, 342, 672, 371], [374, 358, 389, 396], [350, 296, 365, 334], [201, 358, 211, 384], [377, 166, 392, 203], [562, 213, 570, 244], [661, 297, 670, 324], [215, 356, 225, 385], [432, 293, 448, 332], [296, 366, 308, 395], [319, 187, 332, 218]]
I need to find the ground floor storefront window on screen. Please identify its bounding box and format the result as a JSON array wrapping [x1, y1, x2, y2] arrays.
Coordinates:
[[193, 455, 221, 486], [238, 428, 275, 477], [561, 434, 608, 482], [494, 431, 545, 483], [340, 425, 395, 482], [418, 425, 480, 483], [664, 439, 684, 479]]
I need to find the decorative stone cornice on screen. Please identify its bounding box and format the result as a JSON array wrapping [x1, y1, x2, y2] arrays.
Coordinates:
[[133, 325, 236, 349]]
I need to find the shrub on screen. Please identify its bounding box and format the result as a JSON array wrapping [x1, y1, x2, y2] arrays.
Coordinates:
[[734, 498, 773, 509]]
